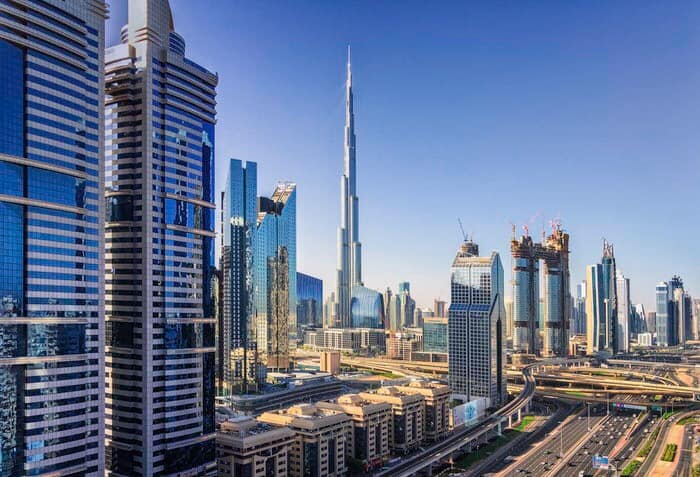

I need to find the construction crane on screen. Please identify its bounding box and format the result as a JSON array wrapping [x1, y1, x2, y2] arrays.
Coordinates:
[[458, 218, 468, 242]]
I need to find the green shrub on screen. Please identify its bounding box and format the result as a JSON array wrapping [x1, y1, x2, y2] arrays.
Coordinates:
[[637, 428, 659, 458], [621, 460, 641, 477], [660, 443, 677, 462]]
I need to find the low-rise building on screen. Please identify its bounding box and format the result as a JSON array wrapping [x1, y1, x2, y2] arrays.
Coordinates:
[[258, 404, 352, 477], [320, 351, 341, 374], [637, 332, 653, 347], [216, 416, 296, 477], [386, 332, 421, 360], [317, 394, 391, 470], [395, 381, 450, 441], [359, 387, 425, 454]]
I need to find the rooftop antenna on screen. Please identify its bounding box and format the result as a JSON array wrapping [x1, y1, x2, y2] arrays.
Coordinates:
[[509, 222, 516, 240]]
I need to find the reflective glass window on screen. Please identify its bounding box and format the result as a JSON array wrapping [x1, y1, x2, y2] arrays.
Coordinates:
[[28, 168, 86, 208], [0, 38, 24, 156]]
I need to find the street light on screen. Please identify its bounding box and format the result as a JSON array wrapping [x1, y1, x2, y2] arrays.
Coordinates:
[[559, 421, 564, 458], [587, 402, 591, 431]]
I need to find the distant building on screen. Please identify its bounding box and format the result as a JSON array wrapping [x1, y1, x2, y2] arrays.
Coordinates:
[[637, 332, 653, 347], [423, 317, 448, 353], [504, 297, 514, 339], [656, 282, 672, 346], [297, 272, 323, 328], [304, 328, 385, 354], [572, 281, 587, 336], [586, 264, 607, 354], [217, 416, 296, 477], [320, 351, 341, 375], [693, 299, 700, 341], [601, 240, 618, 353], [351, 285, 385, 328], [448, 239, 506, 407], [258, 404, 352, 477], [511, 224, 570, 356], [359, 387, 425, 454], [316, 395, 392, 470], [434, 299, 447, 318], [397, 282, 416, 328], [646, 310, 657, 335], [386, 332, 422, 360], [616, 271, 631, 353]]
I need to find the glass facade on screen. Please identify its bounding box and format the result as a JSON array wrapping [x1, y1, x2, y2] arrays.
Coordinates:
[[254, 184, 296, 370], [350, 285, 385, 328], [297, 272, 323, 328], [104, 2, 217, 474], [221, 159, 257, 392], [423, 317, 448, 353], [656, 282, 670, 347], [0, 2, 106, 475], [448, 242, 505, 407]]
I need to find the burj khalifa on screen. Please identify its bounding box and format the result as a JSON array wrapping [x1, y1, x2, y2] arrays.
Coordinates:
[[335, 46, 362, 327]]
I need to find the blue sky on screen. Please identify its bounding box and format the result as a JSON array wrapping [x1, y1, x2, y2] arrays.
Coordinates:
[[107, 1, 700, 310]]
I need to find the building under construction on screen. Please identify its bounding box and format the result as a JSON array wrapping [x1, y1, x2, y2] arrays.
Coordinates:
[[511, 222, 570, 356]]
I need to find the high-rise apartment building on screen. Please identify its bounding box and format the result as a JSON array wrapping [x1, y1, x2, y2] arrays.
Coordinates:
[[104, 1, 218, 473], [0, 2, 107, 475], [511, 224, 570, 356], [585, 264, 605, 354], [616, 271, 630, 353], [335, 47, 362, 327], [297, 272, 323, 328], [656, 282, 671, 346], [601, 240, 618, 353], [448, 239, 506, 407], [572, 281, 587, 336], [693, 299, 700, 341], [221, 159, 257, 393], [255, 183, 296, 371]]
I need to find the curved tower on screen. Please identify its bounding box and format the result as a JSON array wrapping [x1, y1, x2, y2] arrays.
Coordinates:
[[336, 46, 362, 327]]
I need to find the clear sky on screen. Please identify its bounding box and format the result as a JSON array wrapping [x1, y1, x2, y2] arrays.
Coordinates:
[[107, 1, 700, 310]]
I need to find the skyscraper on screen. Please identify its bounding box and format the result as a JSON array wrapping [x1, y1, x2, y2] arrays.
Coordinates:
[[397, 282, 416, 328], [104, 1, 217, 473], [0, 2, 107, 475], [335, 47, 362, 327], [448, 240, 506, 407], [616, 271, 631, 353], [254, 183, 296, 371], [297, 272, 323, 328], [511, 223, 570, 356], [585, 264, 605, 354], [350, 285, 385, 328], [693, 299, 700, 342], [434, 299, 447, 318], [221, 159, 258, 393], [655, 282, 671, 347], [601, 240, 618, 353]]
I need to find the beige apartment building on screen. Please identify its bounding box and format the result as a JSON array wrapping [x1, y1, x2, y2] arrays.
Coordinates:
[[395, 381, 451, 442], [258, 404, 352, 477], [359, 386, 425, 454], [317, 394, 392, 470], [216, 416, 296, 476]]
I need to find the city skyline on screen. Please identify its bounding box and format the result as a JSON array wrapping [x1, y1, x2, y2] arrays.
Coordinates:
[[105, 1, 699, 310]]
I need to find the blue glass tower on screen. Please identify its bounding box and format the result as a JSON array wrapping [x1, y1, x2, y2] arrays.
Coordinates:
[[104, 1, 218, 474], [350, 285, 385, 328], [254, 183, 297, 371], [0, 2, 107, 475], [601, 240, 618, 353], [297, 272, 323, 328], [221, 159, 257, 392]]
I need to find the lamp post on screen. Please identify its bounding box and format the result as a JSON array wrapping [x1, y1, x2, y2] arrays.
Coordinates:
[[587, 402, 591, 431], [559, 421, 564, 458]]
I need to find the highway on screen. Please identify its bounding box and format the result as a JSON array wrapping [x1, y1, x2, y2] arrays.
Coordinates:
[[496, 405, 605, 476], [677, 417, 697, 477], [561, 413, 644, 477]]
